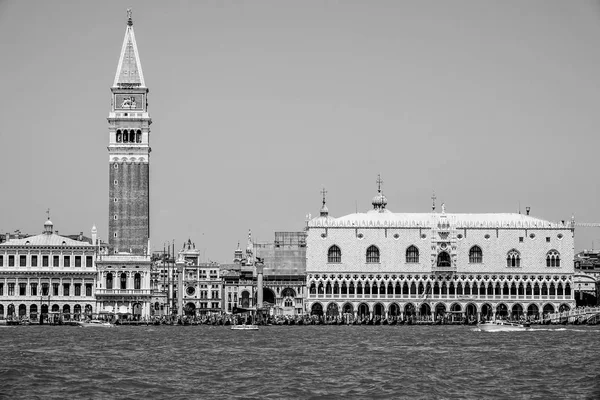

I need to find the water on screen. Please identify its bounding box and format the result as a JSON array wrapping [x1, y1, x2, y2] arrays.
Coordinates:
[[1, 325, 599, 399]]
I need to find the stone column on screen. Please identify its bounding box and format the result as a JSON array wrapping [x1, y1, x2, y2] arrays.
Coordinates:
[[256, 262, 264, 310]]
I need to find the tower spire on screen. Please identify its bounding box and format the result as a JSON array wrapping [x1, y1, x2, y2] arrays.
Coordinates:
[[431, 192, 436, 212], [113, 8, 145, 88]]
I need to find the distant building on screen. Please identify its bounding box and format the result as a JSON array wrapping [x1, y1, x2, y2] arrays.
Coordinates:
[[306, 178, 575, 322], [176, 239, 222, 317], [222, 230, 306, 316], [574, 250, 600, 306], [0, 219, 97, 322]]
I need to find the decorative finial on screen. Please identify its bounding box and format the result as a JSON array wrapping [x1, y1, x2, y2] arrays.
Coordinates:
[[431, 192, 436, 212], [376, 174, 383, 193], [46, 208, 50, 221], [321, 186, 327, 207], [127, 8, 133, 26], [441, 203, 446, 214]]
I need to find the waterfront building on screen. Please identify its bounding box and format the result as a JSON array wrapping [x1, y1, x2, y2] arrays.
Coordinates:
[[305, 179, 575, 322], [222, 231, 307, 316], [0, 219, 97, 322], [175, 239, 222, 317], [574, 250, 600, 306], [255, 232, 307, 316], [95, 11, 152, 319]]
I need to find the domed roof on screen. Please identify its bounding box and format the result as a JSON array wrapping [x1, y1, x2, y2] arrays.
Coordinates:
[[320, 203, 329, 217], [44, 219, 53, 226], [371, 192, 387, 208]]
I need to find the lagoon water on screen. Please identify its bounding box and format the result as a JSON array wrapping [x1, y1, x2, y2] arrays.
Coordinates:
[[1, 325, 599, 399]]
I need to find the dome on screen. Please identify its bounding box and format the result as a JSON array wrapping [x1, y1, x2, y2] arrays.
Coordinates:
[[320, 203, 329, 217], [44, 219, 53, 226], [372, 192, 388, 210]]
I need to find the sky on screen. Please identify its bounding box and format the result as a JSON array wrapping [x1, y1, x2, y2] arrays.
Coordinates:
[[1, 0, 599, 262]]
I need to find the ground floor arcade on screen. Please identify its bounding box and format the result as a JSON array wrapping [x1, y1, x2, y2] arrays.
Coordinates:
[[306, 300, 575, 322]]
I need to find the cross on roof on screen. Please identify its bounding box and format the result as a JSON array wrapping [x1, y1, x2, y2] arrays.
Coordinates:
[[321, 187, 327, 205], [46, 208, 50, 220], [376, 174, 383, 193], [431, 192, 436, 211]]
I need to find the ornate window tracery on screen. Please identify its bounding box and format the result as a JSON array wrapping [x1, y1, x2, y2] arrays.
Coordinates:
[[406, 245, 419, 263], [506, 250, 521, 267], [328, 245, 341, 263], [366, 245, 380, 263], [469, 246, 483, 263], [546, 250, 560, 267]]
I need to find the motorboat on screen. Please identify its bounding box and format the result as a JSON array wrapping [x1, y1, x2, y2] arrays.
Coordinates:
[[78, 320, 115, 328], [478, 320, 530, 332], [231, 324, 259, 331]]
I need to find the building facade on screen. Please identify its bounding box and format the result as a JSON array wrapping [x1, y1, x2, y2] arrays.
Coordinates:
[[0, 220, 97, 322], [176, 239, 223, 317], [95, 11, 153, 320], [306, 181, 575, 322], [574, 250, 600, 306]]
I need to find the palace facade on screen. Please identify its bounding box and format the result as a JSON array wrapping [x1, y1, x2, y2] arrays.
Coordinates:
[[306, 181, 575, 322]]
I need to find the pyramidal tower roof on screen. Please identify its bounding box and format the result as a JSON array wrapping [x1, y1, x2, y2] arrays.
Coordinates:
[[113, 9, 145, 88]]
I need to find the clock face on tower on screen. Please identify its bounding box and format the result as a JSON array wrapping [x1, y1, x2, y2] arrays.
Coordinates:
[[115, 94, 143, 110]]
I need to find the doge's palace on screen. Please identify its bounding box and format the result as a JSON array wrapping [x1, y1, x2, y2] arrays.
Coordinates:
[[305, 177, 575, 322]]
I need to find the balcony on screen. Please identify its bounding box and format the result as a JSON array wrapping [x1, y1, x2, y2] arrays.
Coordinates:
[[95, 289, 152, 296]]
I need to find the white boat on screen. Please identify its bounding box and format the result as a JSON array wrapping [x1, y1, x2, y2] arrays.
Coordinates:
[[78, 320, 115, 328], [231, 324, 259, 331], [478, 320, 530, 332]]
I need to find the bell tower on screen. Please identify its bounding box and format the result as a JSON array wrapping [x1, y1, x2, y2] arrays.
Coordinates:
[[107, 9, 151, 255]]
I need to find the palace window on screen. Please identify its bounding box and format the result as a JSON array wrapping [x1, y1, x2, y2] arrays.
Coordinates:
[[0, 255, 3, 266], [42, 256, 49, 267], [75, 256, 81, 267], [8, 283, 15, 296], [8, 255, 14, 267], [469, 246, 483, 263], [506, 250, 521, 267], [41, 283, 49, 296], [116, 129, 122, 142], [134, 273, 141, 290], [86, 256, 93, 268], [63, 283, 70, 296], [106, 273, 113, 290], [85, 284, 92, 296], [546, 251, 560, 267], [120, 273, 127, 289], [74, 284, 81, 296], [366, 245, 380, 263], [30, 283, 37, 296], [136, 129, 142, 143], [53, 255, 59, 267], [437, 251, 451, 267], [19, 283, 26, 296], [19, 255, 26, 267], [52, 283, 59, 296], [64, 256, 70, 267], [328, 245, 341, 263], [406, 246, 419, 263]]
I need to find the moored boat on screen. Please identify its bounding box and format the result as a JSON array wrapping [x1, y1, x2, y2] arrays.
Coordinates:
[[231, 324, 259, 331], [78, 320, 115, 328], [478, 320, 530, 332]]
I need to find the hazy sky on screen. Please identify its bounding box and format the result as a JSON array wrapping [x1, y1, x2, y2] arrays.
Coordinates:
[[1, 1, 599, 262]]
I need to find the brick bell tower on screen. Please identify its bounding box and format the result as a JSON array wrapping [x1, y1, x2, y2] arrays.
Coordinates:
[[107, 9, 151, 255]]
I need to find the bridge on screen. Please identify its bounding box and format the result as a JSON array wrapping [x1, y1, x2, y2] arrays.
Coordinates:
[[544, 306, 600, 324]]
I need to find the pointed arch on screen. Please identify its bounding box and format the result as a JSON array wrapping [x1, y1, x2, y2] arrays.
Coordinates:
[[469, 246, 483, 263], [507, 249, 521, 267], [366, 245, 380, 263], [327, 245, 341, 263], [405, 245, 419, 263], [546, 250, 560, 267]]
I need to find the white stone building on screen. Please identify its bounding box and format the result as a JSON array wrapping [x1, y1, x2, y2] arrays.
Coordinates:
[[306, 180, 575, 322], [0, 219, 97, 322]]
